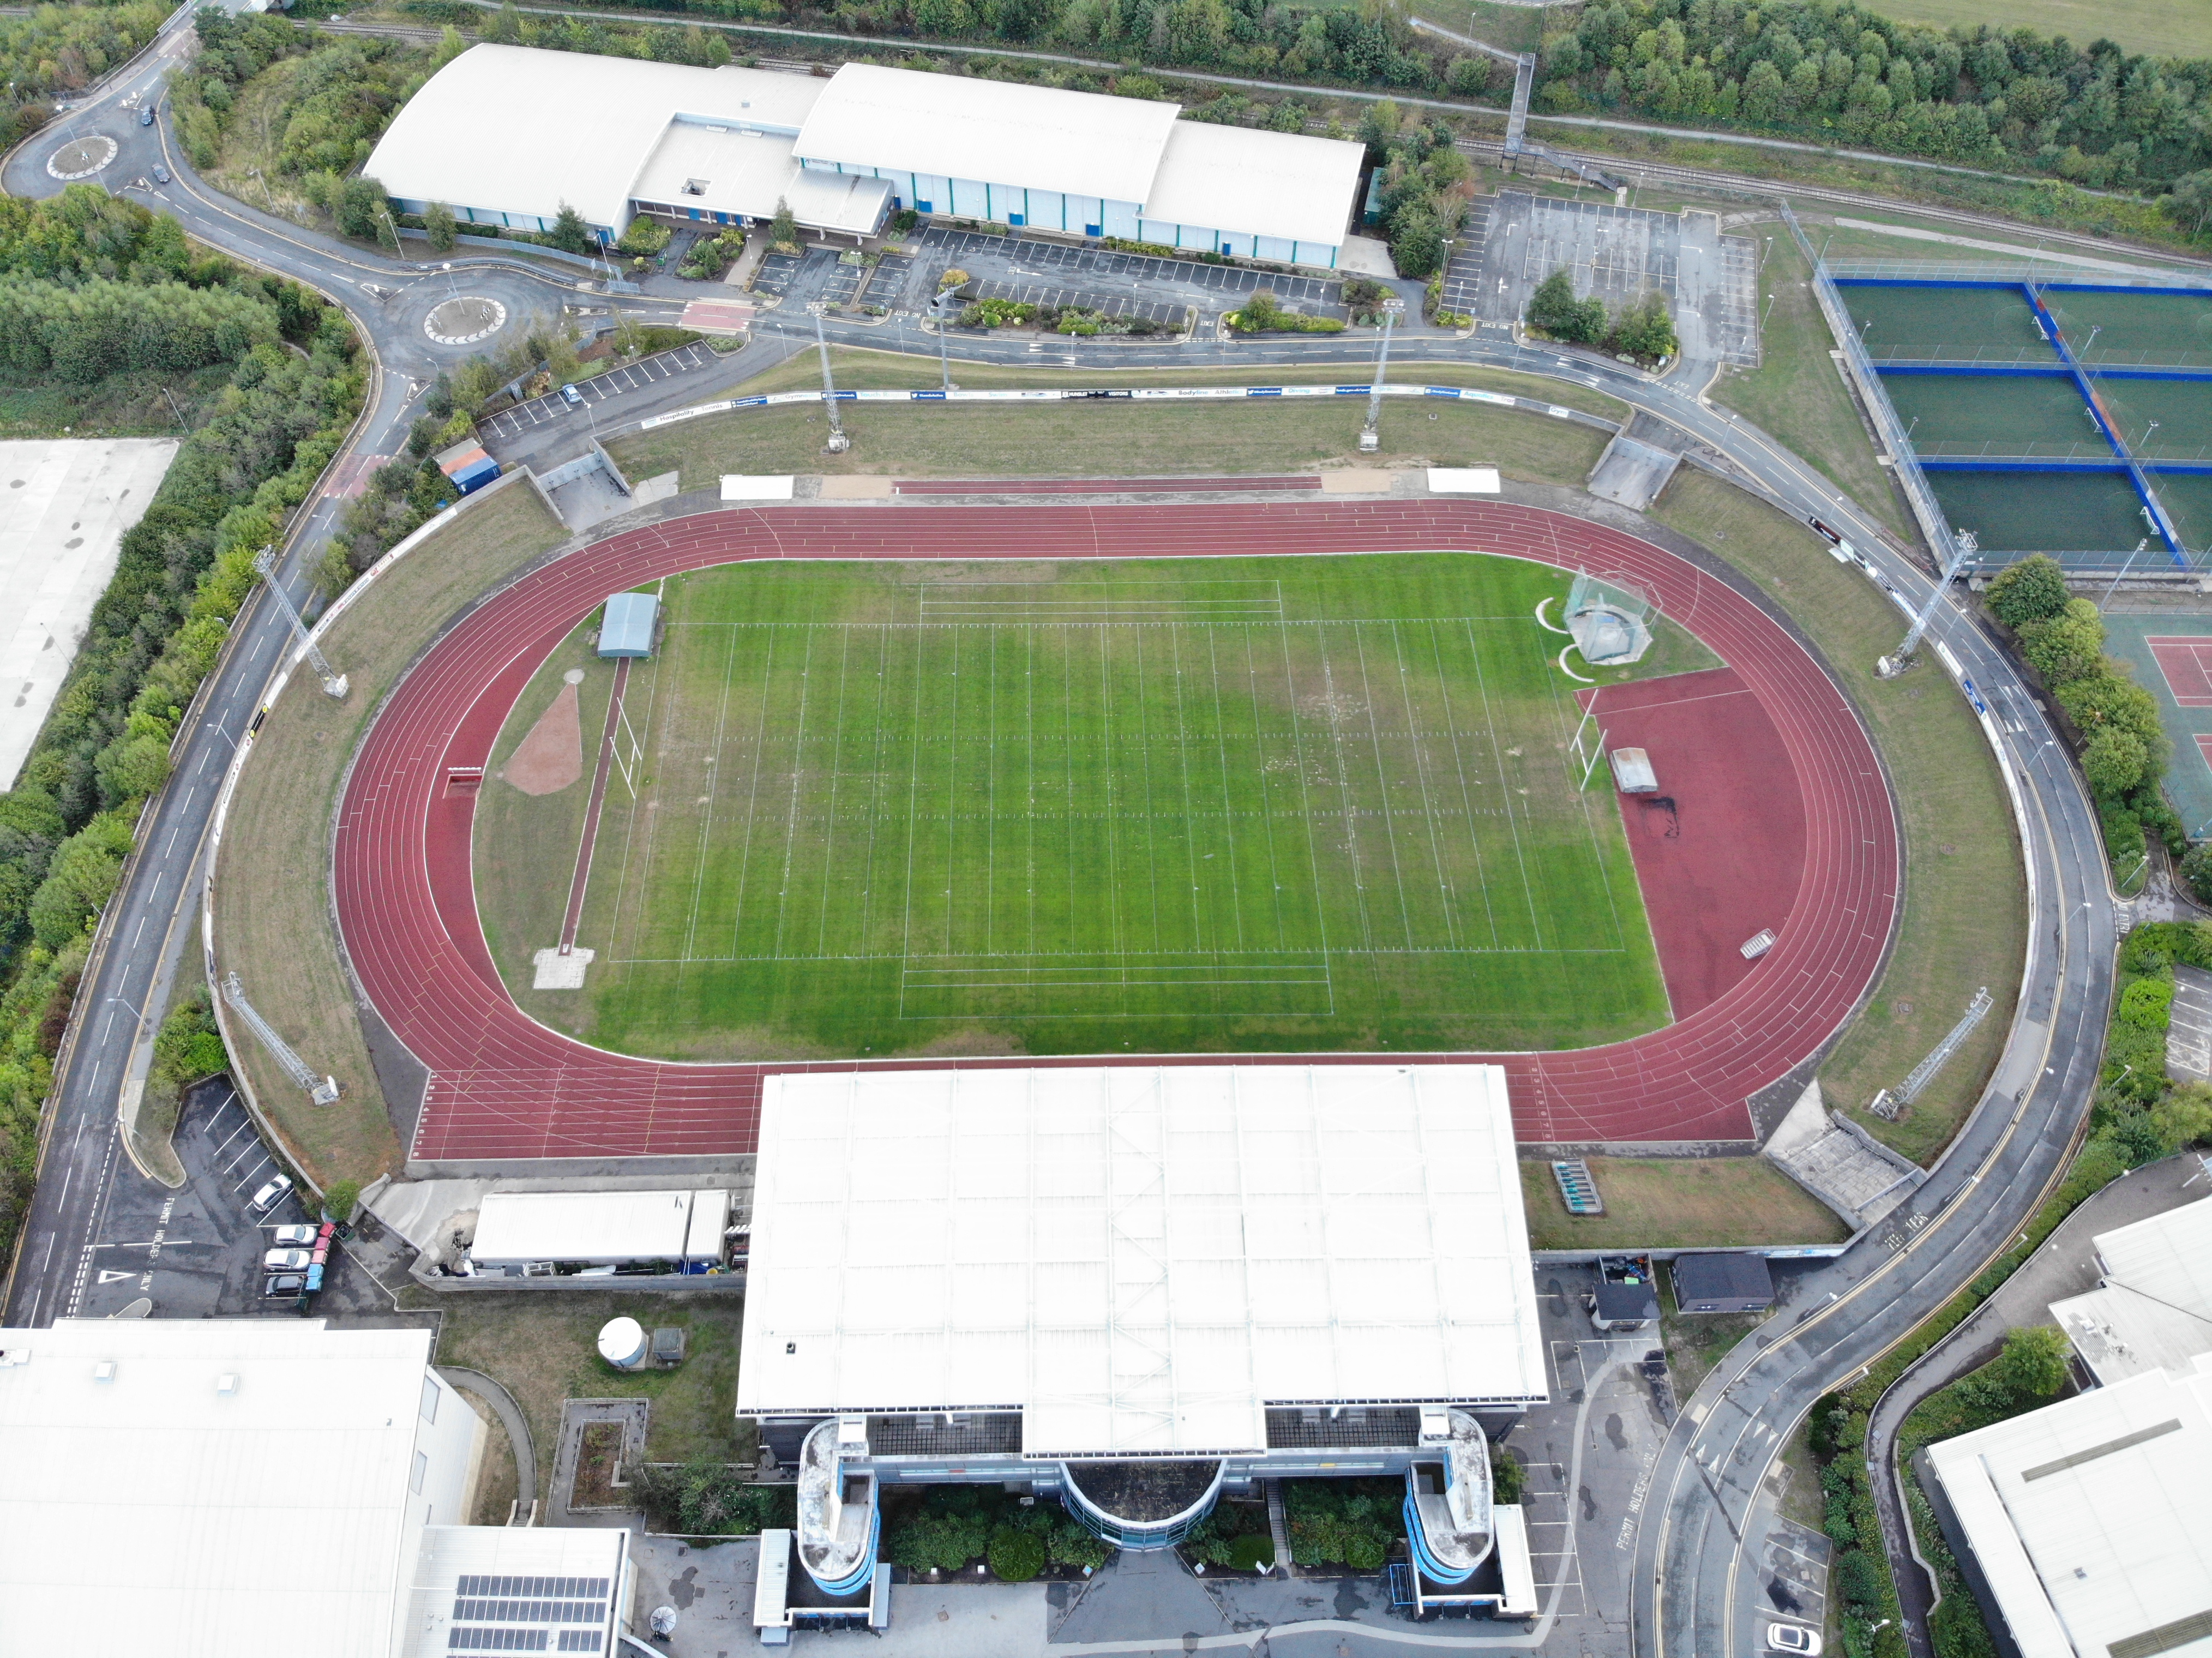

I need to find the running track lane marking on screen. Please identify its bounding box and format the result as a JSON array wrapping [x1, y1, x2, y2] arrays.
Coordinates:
[[327, 501, 1901, 1161], [560, 657, 631, 954]]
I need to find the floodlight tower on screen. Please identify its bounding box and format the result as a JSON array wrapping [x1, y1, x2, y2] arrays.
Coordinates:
[[812, 307, 850, 453], [1360, 298, 1406, 454], [1878, 529, 1977, 678], [251, 546, 347, 700], [222, 971, 340, 1106]]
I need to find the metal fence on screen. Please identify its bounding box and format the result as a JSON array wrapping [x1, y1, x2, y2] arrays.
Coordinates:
[[1781, 204, 1961, 570], [1824, 259, 2212, 291]]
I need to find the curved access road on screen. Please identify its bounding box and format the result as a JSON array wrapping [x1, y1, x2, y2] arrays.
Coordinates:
[[332, 497, 1896, 1162]]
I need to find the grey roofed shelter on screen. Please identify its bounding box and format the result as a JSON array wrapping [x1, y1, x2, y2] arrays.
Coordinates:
[[599, 591, 658, 658], [1670, 1252, 1774, 1313], [1591, 1281, 1659, 1330]]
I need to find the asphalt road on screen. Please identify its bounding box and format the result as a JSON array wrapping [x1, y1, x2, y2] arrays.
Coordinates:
[[2, 20, 2118, 1656]]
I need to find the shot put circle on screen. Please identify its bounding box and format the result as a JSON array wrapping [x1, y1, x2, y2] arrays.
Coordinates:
[[424, 296, 508, 346], [46, 136, 117, 181]]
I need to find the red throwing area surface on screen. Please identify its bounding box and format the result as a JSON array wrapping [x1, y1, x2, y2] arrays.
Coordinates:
[[1584, 668, 1808, 1020], [327, 501, 1898, 1162], [2149, 636, 2212, 706]]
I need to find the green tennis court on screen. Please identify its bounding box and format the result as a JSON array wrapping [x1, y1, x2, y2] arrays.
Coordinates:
[[1837, 284, 2051, 362]]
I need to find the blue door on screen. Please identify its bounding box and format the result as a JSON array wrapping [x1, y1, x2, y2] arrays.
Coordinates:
[[1085, 222, 1102, 237], [688, 208, 700, 220]]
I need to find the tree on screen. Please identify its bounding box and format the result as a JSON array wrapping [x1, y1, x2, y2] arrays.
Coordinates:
[[2183, 843, 2212, 906], [1528, 268, 1586, 337], [988, 1528, 1045, 1581], [1609, 292, 1677, 361], [2018, 596, 2105, 683], [547, 202, 594, 256], [2162, 170, 2212, 238], [1961, 1325, 2070, 1412], [322, 1177, 360, 1221], [770, 196, 800, 251], [2083, 728, 2149, 800], [1986, 554, 2070, 627], [424, 201, 456, 253], [333, 175, 386, 241], [2153, 1082, 2212, 1151]]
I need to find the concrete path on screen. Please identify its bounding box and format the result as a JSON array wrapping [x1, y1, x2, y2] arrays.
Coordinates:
[[1871, 1154, 2212, 1658], [438, 1366, 537, 1519]]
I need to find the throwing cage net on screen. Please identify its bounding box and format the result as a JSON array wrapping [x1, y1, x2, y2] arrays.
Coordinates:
[[1565, 570, 1656, 666]]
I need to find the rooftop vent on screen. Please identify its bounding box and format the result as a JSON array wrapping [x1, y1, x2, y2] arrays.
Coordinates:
[[683, 178, 709, 196], [0, 1346, 29, 1368], [93, 1361, 116, 1383], [216, 1373, 238, 1396]]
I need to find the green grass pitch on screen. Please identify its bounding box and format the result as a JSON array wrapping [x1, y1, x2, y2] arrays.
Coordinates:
[[480, 553, 1690, 1060]]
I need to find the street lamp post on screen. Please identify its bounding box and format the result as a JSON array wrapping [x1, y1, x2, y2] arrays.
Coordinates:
[[1359, 298, 1405, 454], [1879, 529, 1978, 678], [812, 308, 849, 453]]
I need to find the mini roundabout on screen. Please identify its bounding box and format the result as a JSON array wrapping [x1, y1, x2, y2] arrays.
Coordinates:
[[45, 135, 117, 181], [328, 499, 1899, 1163]]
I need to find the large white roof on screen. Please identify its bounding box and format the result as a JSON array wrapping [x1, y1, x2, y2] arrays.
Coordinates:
[[0, 1319, 437, 1656], [1143, 119, 1365, 250], [794, 63, 1179, 207], [2051, 1195, 2212, 1384], [396, 1525, 628, 1658], [1926, 1354, 2212, 1658], [364, 45, 826, 228], [736, 1064, 1546, 1458], [470, 1186, 718, 1265]]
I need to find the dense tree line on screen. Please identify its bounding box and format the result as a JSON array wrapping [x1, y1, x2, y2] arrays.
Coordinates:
[[2, 0, 166, 140], [1535, 1, 2212, 205], [0, 278, 279, 382], [0, 199, 364, 1265]]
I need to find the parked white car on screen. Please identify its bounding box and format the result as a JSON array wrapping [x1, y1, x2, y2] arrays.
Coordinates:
[[262, 1248, 312, 1272], [1768, 1624, 1822, 1655]]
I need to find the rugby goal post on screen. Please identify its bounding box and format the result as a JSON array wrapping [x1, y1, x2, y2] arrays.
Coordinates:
[[1568, 704, 1608, 789]]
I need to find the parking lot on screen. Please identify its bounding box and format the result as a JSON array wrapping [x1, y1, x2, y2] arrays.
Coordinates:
[[1441, 189, 1759, 366], [477, 341, 720, 444], [58, 1078, 386, 1320]]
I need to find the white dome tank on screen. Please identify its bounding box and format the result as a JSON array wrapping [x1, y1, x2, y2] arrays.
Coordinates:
[[597, 1316, 648, 1371]]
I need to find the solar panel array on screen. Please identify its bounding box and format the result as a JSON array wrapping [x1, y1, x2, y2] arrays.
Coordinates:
[[446, 1575, 611, 1654]]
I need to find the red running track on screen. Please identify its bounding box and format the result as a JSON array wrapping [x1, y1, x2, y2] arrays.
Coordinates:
[[892, 475, 1320, 495], [332, 502, 1898, 1162]]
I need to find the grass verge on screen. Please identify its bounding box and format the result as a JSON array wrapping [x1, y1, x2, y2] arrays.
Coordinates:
[[610, 353, 1620, 487], [421, 1290, 748, 1509], [1520, 1156, 1850, 1250], [1651, 469, 2025, 1164], [0, 363, 235, 440], [1867, 0, 2210, 63], [1658, 1265, 1769, 1396], [211, 478, 565, 1186], [1709, 228, 1914, 543]]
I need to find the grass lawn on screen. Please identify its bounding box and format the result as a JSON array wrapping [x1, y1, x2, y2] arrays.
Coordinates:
[[1520, 1156, 1849, 1251], [609, 353, 1622, 488], [0, 363, 233, 440], [479, 553, 1673, 1061], [424, 1290, 749, 1509], [1652, 470, 2025, 1164], [211, 478, 566, 1186], [1709, 229, 1915, 542], [1867, 0, 2210, 62]]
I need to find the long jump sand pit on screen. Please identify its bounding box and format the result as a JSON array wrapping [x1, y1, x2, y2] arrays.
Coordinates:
[[0, 439, 179, 787]]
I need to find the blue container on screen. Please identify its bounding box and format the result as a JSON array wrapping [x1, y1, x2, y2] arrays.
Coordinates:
[[451, 458, 502, 496]]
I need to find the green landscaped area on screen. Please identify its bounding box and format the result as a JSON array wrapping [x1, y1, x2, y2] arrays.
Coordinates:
[[1867, 0, 2212, 65], [1519, 1156, 1850, 1252], [1652, 470, 2025, 1164], [606, 351, 1626, 489], [474, 553, 1687, 1061], [1708, 231, 1915, 542]]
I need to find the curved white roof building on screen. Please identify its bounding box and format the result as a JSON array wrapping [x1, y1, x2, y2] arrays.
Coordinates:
[[363, 45, 1364, 265]]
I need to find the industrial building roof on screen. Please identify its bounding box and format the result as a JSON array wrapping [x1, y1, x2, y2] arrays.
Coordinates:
[[794, 64, 1180, 207], [2049, 1195, 2212, 1385], [736, 1064, 1547, 1458], [1142, 119, 1364, 249], [0, 1319, 440, 1655], [1671, 1252, 1775, 1304], [1926, 1354, 2212, 1658], [628, 123, 891, 235], [396, 1525, 629, 1658], [363, 46, 827, 228], [468, 1185, 715, 1265]]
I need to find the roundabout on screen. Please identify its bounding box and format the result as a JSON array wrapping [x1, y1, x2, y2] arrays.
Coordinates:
[[45, 135, 116, 181], [327, 499, 1900, 1163], [423, 294, 508, 346]]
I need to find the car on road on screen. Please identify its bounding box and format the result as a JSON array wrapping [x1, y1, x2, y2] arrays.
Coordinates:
[[1768, 1625, 1821, 1654], [559, 383, 585, 407], [152, 165, 169, 186], [262, 1248, 312, 1272], [270, 1224, 318, 1247], [262, 1273, 306, 1297], [248, 1175, 293, 1216], [139, 105, 154, 127]]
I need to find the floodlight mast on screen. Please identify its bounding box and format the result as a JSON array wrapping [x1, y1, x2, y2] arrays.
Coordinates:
[[812, 308, 850, 453], [222, 971, 340, 1106], [251, 546, 347, 700], [1360, 299, 1405, 454], [1878, 529, 1977, 677]]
